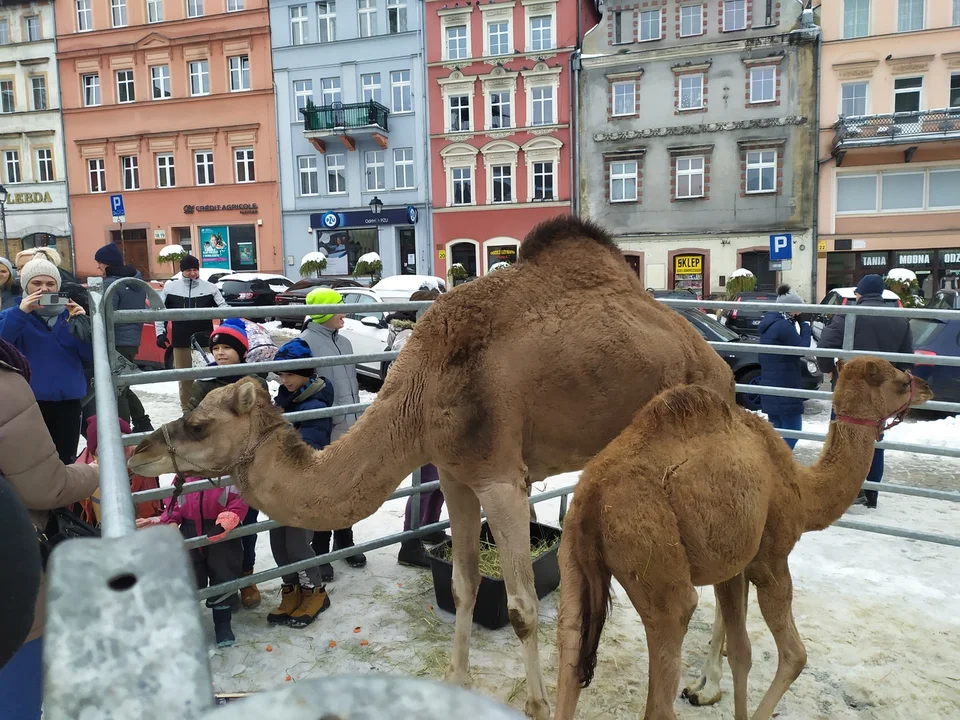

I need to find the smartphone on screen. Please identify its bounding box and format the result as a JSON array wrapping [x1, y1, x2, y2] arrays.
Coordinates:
[[37, 292, 70, 307]]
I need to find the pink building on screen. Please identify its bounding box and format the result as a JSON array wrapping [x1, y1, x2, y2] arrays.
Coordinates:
[[55, 0, 281, 278]]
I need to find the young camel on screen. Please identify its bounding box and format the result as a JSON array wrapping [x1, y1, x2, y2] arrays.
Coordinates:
[[554, 357, 931, 720], [129, 216, 735, 720]]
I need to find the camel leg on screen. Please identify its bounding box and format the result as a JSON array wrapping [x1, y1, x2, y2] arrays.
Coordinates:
[[682, 600, 725, 706], [554, 537, 592, 720], [715, 575, 752, 720], [750, 561, 807, 720], [479, 481, 549, 720], [441, 481, 482, 688]]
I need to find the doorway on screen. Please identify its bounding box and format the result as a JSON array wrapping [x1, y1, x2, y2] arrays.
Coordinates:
[[739, 251, 776, 291], [398, 228, 416, 275], [110, 228, 150, 278], [450, 241, 478, 278]]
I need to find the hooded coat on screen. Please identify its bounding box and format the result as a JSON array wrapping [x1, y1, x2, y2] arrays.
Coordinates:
[[298, 323, 359, 442], [758, 311, 812, 416]]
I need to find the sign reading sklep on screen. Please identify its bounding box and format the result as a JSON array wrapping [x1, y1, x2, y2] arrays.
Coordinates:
[[674, 255, 703, 275]]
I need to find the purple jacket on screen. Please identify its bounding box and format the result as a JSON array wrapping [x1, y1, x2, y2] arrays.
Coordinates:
[[159, 478, 248, 538]]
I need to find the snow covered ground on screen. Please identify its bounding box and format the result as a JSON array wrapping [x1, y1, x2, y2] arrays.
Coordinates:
[[131, 382, 960, 718]]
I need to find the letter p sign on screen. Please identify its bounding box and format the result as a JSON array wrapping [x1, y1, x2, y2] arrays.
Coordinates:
[[770, 233, 792, 261]]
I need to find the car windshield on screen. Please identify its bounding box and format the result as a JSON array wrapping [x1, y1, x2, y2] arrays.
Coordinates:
[[909, 318, 946, 347], [220, 280, 258, 294], [683, 309, 741, 341], [927, 292, 957, 310]]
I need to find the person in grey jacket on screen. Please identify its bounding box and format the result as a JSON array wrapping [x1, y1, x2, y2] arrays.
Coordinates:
[[298, 288, 366, 572], [94, 243, 152, 432], [0, 257, 17, 311]]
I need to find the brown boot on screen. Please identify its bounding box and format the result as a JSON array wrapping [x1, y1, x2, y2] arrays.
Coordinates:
[[288, 586, 331, 628], [240, 570, 261, 608], [266, 584, 301, 625]]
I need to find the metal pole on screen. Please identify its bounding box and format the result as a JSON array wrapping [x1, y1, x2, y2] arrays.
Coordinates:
[[1, 200, 7, 258]]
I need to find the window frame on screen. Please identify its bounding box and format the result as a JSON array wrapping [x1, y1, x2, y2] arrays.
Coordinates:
[[36, 147, 54, 183], [76, 1, 92, 32], [842, 0, 870, 39], [82, 73, 101, 108], [147, 0, 163, 23], [194, 150, 215, 186], [893, 75, 923, 114], [612, 10, 631, 45], [293, 79, 313, 114], [361, 72, 381, 103], [234, 147, 255, 184], [30, 75, 47, 111], [320, 76, 342, 106], [25, 14, 42, 41], [611, 80, 636, 117], [0, 79, 14, 114], [528, 14, 553, 52], [150, 65, 171, 100], [317, 1, 337, 42], [446, 24, 468, 60], [841, 81, 868, 117], [531, 160, 554, 201], [451, 166, 473, 206], [156, 153, 176, 188], [679, 4, 703, 37], [448, 93, 471, 132], [290, 5, 308, 46], [390, 70, 412, 113], [364, 149, 385, 191], [896, 0, 924, 33], [110, 0, 127, 28], [116, 69, 135, 104], [121, 154, 140, 190], [298, 155, 319, 196], [530, 85, 554, 126], [227, 0, 244, 11], [678, 74, 703, 111], [950, 73, 960, 110], [675, 156, 705, 199], [89, 157, 106, 193], [393, 147, 415, 189], [749, 66, 776, 105], [490, 163, 513, 204], [638, 8, 661, 42], [188, 60, 210, 97], [387, 0, 407, 34], [609, 159, 638, 202], [326, 153, 347, 194], [723, 0, 746, 32], [3, 150, 21, 184], [186, 0, 203, 19], [487, 19, 511, 56], [229, 55, 251, 92], [358, 0, 377, 38], [489, 90, 512, 129], [745, 149, 777, 194]]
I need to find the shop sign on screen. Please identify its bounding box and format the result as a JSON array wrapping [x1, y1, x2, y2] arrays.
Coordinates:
[[310, 208, 415, 230], [7, 192, 54, 204], [861, 252, 888, 268], [940, 249, 960, 266], [674, 254, 703, 275], [183, 203, 258, 215], [895, 251, 931, 266]]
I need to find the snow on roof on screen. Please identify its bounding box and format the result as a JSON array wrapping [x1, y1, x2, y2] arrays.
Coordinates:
[[832, 287, 900, 299], [158, 244, 187, 258], [217, 272, 292, 282], [887, 268, 917, 283], [357, 251, 381, 264], [730, 268, 755, 278]]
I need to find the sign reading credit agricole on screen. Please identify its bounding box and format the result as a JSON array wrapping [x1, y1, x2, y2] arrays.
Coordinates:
[[183, 203, 258, 215]]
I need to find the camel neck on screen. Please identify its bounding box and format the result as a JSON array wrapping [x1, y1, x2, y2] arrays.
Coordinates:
[[801, 420, 878, 532]]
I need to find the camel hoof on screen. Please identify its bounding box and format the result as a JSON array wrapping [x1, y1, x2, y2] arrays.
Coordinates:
[[524, 697, 550, 720], [443, 666, 469, 688], [683, 688, 722, 707]]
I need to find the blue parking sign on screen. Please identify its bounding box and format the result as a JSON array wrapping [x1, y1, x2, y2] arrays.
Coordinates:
[[110, 194, 125, 220], [769, 233, 792, 261]]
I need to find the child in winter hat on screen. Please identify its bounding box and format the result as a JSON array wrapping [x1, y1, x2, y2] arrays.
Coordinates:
[[775, 285, 803, 306], [305, 288, 343, 324], [208, 318, 249, 362]]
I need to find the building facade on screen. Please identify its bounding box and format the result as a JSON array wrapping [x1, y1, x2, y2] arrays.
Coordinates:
[[55, 0, 281, 279], [817, 0, 960, 299], [0, 0, 72, 269], [580, 1, 818, 299], [271, 0, 431, 279], [424, 0, 592, 279]]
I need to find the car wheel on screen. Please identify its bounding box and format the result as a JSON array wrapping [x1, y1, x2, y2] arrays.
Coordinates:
[[736, 368, 763, 412]]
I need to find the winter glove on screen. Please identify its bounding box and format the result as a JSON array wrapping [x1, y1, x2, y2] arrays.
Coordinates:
[[67, 314, 92, 342], [208, 511, 240, 542], [156, 332, 168, 349], [135, 516, 162, 529]]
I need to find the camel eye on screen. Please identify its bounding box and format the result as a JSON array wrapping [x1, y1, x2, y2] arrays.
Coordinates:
[[185, 420, 204, 436]]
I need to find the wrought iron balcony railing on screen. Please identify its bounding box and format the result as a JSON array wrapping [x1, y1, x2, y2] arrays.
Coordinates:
[[833, 108, 960, 150], [300, 101, 390, 133]]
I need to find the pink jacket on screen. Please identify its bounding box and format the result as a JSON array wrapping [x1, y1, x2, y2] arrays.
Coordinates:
[[159, 478, 248, 538]]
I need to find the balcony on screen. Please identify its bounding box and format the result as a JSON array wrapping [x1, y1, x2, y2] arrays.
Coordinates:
[[300, 101, 390, 153], [833, 108, 960, 165]]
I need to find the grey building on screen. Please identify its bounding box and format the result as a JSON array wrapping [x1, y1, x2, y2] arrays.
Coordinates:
[[579, 0, 818, 299], [271, 0, 432, 279]]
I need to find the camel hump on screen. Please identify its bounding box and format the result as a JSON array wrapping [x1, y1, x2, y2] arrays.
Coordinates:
[[518, 215, 618, 262], [639, 385, 734, 433]]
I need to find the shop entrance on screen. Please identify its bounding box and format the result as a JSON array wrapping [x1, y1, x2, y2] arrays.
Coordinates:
[[110, 228, 150, 278], [450, 241, 478, 279], [739, 251, 776, 291], [398, 228, 416, 275]]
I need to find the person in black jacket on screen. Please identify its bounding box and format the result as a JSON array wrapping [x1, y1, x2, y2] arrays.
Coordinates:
[[155, 255, 227, 411], [818, 274, 914, 508]]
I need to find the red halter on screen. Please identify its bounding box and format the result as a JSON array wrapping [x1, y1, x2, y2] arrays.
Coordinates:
[[833, 373, 916, 441]]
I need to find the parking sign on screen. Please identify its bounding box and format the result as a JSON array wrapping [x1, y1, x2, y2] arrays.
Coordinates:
[[110, 194, 126, 223], [769, 233, 792, 261]]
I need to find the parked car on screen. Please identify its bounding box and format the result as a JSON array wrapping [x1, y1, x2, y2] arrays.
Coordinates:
[[370, 274, 446, 302], [812, 287, 903, 341], [647, 288, 701, 301], [927, 289, 960, 310], [718, 291, 778, 337], [171, 268, 231, 284], [217, 273, 294, 314], [274, 277, 366, 327], [677, 308, 822, 412], [910, 316, 960, 405]]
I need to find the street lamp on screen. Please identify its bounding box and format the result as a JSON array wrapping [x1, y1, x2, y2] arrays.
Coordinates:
[[368, 196, 383, 216], [0, 184, 8, 259]]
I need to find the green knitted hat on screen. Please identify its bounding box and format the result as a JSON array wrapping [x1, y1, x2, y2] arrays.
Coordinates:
[[305, 287, 344, 324]]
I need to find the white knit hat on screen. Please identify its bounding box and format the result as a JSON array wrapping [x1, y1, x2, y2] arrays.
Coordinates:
[[19, 257, 61, 292]]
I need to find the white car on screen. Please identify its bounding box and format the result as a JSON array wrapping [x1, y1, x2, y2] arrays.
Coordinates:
[[812, 287, 903, 341], [171, 268, 231, 283], [370, 274, 446, 302]]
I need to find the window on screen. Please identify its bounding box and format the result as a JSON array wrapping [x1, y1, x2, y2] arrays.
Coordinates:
[[531, 86, 554, 125], [0, 19, 8, 44], [841, 82, 868, 117], [955, 0, 960, 26], [530, 15, 552, 50], [449, 95, 470, 131], [147, 0, 163, 23], [390, 70, 411, 112], [897, 0, 923, 32], [723, 0, 746, 31], [358, 0, 376, 38], [746, 150, 776, 193], [488, 21, 509, 55], [30, 76, 46, 110], [234, 147, 255, 183], [36, 148, 54, 183], [639, 9, 661, 41], [610, 160, 638, 202], [364, 150, 385, 191], [492, 165, 512, 203], [361, 73, 381, 103], [447, 25, 467, 59], [3, 151, 20, 184], [394, 147, 414, 189], [116, 69, 135, 103], [881, 171, 924, 210], [25, 15, 41, 40], [229, 55, 250, 92], [612, 81, 635, 117], [227, 0, 244, 11], [490, 91, 511, 128], [679, 75, 703, 110], [452, 167, 472, 205], [894, 76, 922, 114], [187, 0, 203, 18], [151, 65, 171, 99], [533, 161, 553, 200], [189, 60, 210, 96], [749, 66, 776, 104], [110, 0, 126, 28], [929, 169, 960, 208], [836, 174, 877, 213], [388, 0, 406, 33], [89, 158, 106, 193], [951, 75, 960, 109], [298, 156, 319, 195], [317, 1, 336, 42], [194, 151, 214, 185], [157, 154, 175, 188], [680, 4, 702, 37], [321, 77, 341, 105], [843, 0, 869, 39], [613, 11, 630, 44], [291, 5, 307, 45], [676, 156, 704, 199], [83, 74, 100, 107], [294, 80, 313, 112], [121, 155, 139, 190], [326, 153, 346, 193], [0, 80, 13, 113]]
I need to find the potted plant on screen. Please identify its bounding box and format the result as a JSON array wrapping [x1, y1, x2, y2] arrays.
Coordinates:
[[299, 251, 328, 278], [448, 262, 467, 286], [885, 268, 925, 308], [353, 251, 383, 284], [157, 244, 188, 276]]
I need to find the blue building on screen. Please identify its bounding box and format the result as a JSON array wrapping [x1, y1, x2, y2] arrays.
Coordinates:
[[270, 0, 432, 278]]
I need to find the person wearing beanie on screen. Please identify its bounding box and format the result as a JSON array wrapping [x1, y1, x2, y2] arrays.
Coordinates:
[[298, 288, 366, 569], [817, 273, 913, 508], [155, 253, 227, 411], [757, 285, 813, 451], [0, 257, 17, 310], [266, 337, 336, 625], [0, 257, 91, 464]]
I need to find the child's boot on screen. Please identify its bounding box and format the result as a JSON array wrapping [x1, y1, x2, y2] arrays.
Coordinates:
[[212, 606, 236, 648], [240, 569, 261, 608], [334, 527, 366, 568], [266, 583, 301, 625], [288, 586, 331, 628]]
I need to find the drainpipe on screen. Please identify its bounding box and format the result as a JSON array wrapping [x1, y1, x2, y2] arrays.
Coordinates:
[[272, 78, 285, 274], [810, 25, 822, 300], [52, 31, 77, 274], [571, 0, 584, 217], [419, 0, 434, 275]]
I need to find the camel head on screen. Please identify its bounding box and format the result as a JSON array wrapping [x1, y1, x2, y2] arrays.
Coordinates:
[[128, 377, 276, 478], [833, 357, 932, 424]]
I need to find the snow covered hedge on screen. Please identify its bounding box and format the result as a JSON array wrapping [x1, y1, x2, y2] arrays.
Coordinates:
[[353, 251, 383, 282], [157, 244, 188, 267], [300, 250, 328, 277], [725, 268, 757, 296], [885, 268, 925, 308], [447, 262, 467, 280]]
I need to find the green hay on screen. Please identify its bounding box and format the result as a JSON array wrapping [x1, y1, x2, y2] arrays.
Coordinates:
[[433, 538, 557, 580]]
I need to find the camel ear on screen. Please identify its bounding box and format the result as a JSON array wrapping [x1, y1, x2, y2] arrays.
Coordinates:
[[232, 377, 260, 415], [836, 359, 845, 374], [863, 360, 884, 387]]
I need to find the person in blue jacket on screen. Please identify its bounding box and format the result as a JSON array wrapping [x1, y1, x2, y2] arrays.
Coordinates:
[[758, 285, 812, 450], [0, 255, 92, 464], [267, 338, 336, 627]]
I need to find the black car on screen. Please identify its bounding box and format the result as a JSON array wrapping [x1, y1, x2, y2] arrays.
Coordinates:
[[677, 308, 823, 411], [719, 291, 777, 337], [647, 288, 701, 301], [274, 276, 366, 327], [218, 273, 294, 312]]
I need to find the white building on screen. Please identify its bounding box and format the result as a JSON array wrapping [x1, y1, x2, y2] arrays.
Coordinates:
[[0, 0, 71, 269]]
